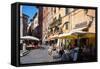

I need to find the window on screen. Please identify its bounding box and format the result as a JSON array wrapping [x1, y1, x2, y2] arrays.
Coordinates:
[[69, 8, 75, 12], [51, 8, 53, 12], [53, 17, 56, 23], [54, 8, 56, 13], [65, 8, 69, 15], [59, 7, 60, 10], [59, 29, 63, 34], [55, 26, 59, 32], [59, 14, 61, 19], [58, 14, 62, 25], [65, 22, 69, 29], [84, 9, 88, 14], [65, 8, 76, 15]]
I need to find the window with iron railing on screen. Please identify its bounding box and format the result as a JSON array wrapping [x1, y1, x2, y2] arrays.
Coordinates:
[[59, 29, 63, 34], [65, 8, 77, 15], [65, 22, 69, 29], [54, 26, 59, 33]]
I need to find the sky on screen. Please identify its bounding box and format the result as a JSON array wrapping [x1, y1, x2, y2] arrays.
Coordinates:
[[22, 5, 38, 23]]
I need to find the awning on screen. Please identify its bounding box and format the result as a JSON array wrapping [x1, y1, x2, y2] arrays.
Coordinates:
[[58, 30, 95, 39], [59, 32, 77, 39], [48, 26, 95, 40], [79, 31, 95, 38], [44, 39, 48, 41], [83, 33, 95, 38], [51, 35, 59, 39], [71, 30, 95, 38], [58, 27, 87, 39], [47, 35, 55, 41]]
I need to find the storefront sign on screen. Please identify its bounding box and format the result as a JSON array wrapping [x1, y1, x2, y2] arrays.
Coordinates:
[[74, 21, 87, 29]]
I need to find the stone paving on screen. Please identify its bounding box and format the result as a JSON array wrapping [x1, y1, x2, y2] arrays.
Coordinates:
[[20, 45, 61, 64]]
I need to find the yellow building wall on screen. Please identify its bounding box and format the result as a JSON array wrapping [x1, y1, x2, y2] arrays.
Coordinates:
[[70, 9, 87, 30], [59, 8, 70, 33], [88, 9, 96, 33], [70, 9, 95, 33], [87, 9, 95, 17], [89, 18, 95, 33], [48, 8, 96, 41], [59, 8, 66, 17], [61, 15, 69, 33]]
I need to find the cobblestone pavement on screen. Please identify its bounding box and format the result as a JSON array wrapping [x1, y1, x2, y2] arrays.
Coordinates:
[[20, 45, 60, 64]]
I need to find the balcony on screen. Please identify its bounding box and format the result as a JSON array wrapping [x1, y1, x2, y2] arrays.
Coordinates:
[[49, 15, 62, 28]]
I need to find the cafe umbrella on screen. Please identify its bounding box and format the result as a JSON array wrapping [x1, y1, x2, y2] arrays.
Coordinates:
[[20, 36, 39, 41], [59, 32, 78, 39], [20, 36, 39, 57], [70, 30, 95, 48]]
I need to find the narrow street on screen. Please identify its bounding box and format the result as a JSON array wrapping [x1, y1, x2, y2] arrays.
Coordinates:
[[20, 45, 60, 64]]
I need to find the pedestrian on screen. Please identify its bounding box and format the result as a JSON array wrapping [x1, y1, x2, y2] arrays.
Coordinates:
[[77, 46, 83, 61], [48, 46, 53, 56], [70, 44, 79, 62], [52, 44, 56, 51], [59, 47, 65, 57], [23, 42, 26, 51], [61, 49, 70, 61], [73, 46, 79, 61]]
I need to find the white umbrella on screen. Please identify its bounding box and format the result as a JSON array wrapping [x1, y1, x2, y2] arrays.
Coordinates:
[[20, 36, 39, 41]]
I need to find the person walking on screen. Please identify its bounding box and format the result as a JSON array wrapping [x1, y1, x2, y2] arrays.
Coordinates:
[[70, 45, 79, 62], [59, 47, 65, 57]]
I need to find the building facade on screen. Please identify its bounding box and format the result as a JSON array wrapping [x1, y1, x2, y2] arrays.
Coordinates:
[[20, 13, 29, 37], [20, 6, 29, 50], [42, 7, 54, 44], [38, 7, 43, 42], [42, 7, 96, 48], [29, 12, 39, 38], [28, 8, 43, 40]]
